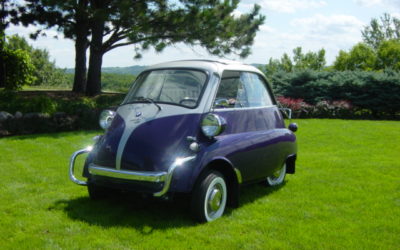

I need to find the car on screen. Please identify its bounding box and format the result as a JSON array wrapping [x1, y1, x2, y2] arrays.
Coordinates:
[[69, 59, 298, 222]]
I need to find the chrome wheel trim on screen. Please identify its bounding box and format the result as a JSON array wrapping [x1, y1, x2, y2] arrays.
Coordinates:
[[267, 164, 286, 186], [204, 177, 227, 222]]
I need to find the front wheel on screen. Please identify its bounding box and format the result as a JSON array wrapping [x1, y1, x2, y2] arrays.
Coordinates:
[[266, 164, 286, 186], [191, 171, 227, 222]]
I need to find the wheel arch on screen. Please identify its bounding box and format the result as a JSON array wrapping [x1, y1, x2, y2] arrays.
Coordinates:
[[194, 157, 241, 208]]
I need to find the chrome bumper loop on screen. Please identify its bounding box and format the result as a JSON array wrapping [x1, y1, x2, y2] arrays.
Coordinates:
[[69, 147, 92, 186]]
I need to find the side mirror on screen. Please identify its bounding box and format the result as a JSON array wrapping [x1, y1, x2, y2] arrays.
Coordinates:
[[279, 108, 292, 119], [288, 123, 298, 132]]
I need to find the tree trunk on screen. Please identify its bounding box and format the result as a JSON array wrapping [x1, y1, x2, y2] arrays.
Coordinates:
[[0, 39, 5, 89], [72, 0, 89, 93], [72, 31, 88, 93], [0, 1, 5, 89], [85, 1, 105, 96]]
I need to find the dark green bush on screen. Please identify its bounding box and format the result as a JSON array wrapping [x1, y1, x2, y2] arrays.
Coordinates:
[[270, 70, 400, 119]]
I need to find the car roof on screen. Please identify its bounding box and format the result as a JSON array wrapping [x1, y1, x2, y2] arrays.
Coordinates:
[[145, 59, 264, 76]]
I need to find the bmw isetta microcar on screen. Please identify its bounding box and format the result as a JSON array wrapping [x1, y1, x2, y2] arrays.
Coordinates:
[[69, 59, 297, 222]]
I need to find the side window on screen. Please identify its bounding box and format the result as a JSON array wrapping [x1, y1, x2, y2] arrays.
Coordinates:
[[214, 71, 248, 109], [240, 72, 273, 107], [214, 71, 273, 109]]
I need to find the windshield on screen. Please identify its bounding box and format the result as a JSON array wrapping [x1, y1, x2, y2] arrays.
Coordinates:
[[122, 69, 207, 108]]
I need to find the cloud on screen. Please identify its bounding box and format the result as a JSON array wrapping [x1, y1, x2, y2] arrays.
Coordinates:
[[290, 14, 365, 35], [247, 14, 366, 65], [354, 0, 400, 10], [258, 0, 327, 13], [259, 25, 275, 33], [354, 0, 383, 7]]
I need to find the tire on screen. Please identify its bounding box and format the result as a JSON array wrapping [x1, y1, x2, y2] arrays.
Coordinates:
[[266, 163, 286, 186], [191, 171, 227, 222], [87, 182, 112, 200]]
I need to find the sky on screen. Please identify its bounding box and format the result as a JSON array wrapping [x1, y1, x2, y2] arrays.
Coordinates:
[[6, 0, 400, 68]]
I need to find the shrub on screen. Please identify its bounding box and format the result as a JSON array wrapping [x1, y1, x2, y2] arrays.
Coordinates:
[[277, 96, 357, 119], [3, 48, 35, 90], [276, 96, 313, 118]]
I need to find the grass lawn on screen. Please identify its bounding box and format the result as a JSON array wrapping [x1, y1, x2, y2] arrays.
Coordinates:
[[0, 119, 399, 249]]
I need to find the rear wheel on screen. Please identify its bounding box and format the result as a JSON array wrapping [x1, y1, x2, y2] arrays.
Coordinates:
[[266, 164, 286, 186], [191, 171, 227, 222]]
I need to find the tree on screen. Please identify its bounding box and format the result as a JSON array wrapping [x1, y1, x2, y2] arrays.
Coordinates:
[[84, 0, 265, 96], [22, 0, 90, 93], [333, 43, 376, 71], [376, 39, 400, 71], [2, 47, 35, 90], [264, 47, 326, 75], [292, 47, 326, 71], [24, 0, 265, 96], [1, 0, 20, 88], [6, 35, 68, 86], [362, 13, 400, 50], [281, 53, 293, 72]]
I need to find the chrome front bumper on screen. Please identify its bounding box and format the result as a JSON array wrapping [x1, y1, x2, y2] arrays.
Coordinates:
[[69, 147, 195, 197]]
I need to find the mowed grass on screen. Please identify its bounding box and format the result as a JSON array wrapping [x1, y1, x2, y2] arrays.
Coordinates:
[[0, 119, 399, 249]]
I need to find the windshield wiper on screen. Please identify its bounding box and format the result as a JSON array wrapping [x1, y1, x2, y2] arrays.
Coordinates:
[[132, 96, 162, 111]]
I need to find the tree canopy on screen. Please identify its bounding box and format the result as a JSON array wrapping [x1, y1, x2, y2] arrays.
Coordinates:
[[333, 40, 400, 71], [333, 43, 376, 71], [21, 0, 265, 95], [264, 47, 326, 75], [1, 0, 21, 88], [362, 13, 400, 50]]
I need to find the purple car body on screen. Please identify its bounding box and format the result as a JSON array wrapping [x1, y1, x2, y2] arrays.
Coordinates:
[[69, 59, 297, 222]]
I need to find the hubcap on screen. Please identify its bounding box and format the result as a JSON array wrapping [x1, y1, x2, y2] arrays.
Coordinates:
[[271, 167, 282, 179], [204, 177, 227, 221], [208, 186, 222, 212]]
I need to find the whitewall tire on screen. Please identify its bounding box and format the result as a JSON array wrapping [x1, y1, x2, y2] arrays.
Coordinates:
[[191, 171, 227, 222], [266, 164, 286, 186]]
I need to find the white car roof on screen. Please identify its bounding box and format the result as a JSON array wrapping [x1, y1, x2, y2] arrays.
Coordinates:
[[145, 59, 264, 76]]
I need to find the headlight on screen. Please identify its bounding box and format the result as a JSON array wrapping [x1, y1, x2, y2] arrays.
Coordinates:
[[201, 113, 225, 138], [99, 110, 116, 130]]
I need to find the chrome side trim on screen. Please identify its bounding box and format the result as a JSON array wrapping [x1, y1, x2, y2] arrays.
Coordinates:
[[88, 164, 167, 183], [69, 147, 93, 186], [213, 105, 277, 112]]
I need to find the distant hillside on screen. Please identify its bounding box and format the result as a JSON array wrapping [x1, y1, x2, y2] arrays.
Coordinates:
[[251, 63, 264, 69], [65, 65, 147, 75]]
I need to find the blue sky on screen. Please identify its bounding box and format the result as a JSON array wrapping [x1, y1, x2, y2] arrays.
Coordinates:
[[6, 0, 400, 68]]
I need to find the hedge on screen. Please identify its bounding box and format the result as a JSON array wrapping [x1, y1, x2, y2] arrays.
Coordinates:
[[0, 91, 124, 136], [269, 70, 400, 119]]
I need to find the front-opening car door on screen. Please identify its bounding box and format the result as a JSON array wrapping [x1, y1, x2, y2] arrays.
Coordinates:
[[212, 71, 286, 182]]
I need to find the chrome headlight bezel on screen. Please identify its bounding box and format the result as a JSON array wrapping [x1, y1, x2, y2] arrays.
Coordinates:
[[99, 110, 116, 130], [201, 113, 225, 138]]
